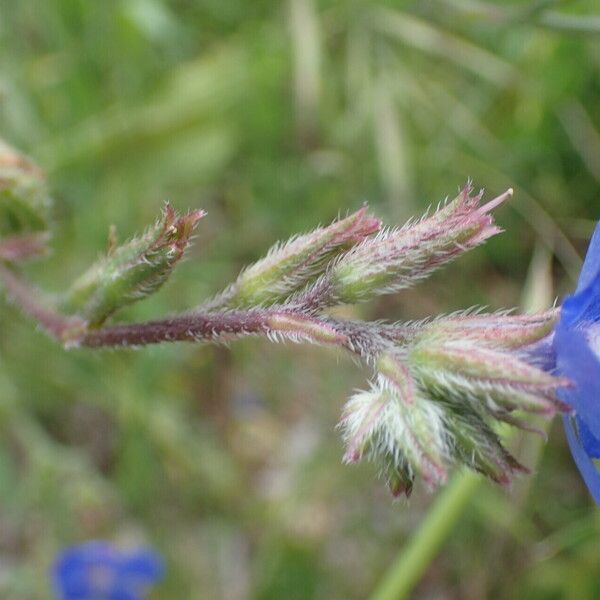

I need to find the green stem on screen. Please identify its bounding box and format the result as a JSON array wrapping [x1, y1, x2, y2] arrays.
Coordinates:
[[369, 471, 480, 600]]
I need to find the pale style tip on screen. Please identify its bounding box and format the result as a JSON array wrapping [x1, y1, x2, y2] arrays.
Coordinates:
[[477, 187, 514, 215]]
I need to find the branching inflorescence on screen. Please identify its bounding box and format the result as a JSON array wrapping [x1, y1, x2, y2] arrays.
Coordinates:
[[0, 140, 570, 497]]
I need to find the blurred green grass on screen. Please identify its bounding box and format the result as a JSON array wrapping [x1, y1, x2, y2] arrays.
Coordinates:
[[0, 0, 599, 598]]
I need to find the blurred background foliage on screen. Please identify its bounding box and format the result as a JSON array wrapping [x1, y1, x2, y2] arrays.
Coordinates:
[[0, 0, 599, 598]]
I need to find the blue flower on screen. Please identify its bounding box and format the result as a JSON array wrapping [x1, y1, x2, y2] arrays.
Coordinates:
[[553, 222, 600, 503], [52, 541, 165, 600]]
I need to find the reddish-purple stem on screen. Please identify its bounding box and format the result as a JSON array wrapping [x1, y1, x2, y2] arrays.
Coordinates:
[[0, 264, 384, 358], [0, 263, 85, 339], [79, 311, 272, 348], [0, 233, 50, 261]]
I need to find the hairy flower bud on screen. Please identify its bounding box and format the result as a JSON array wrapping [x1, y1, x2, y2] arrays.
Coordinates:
[[339, 309, 569, 496], [0, 140, 51, 259], [421, 309, 559, 349], [320, 186, 512, 306], [409, 324, 570, 417], [211, 207, 381, 308], [341, 353, 449, 495], [64, 204, 205, 326], [442, 402, 528, 484]]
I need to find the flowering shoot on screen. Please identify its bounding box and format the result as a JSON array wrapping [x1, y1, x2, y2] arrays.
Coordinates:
[[0, 139, 577, 498]]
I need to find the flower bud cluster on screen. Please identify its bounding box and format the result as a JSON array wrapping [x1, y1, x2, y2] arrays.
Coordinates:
[[295, 185, 512, 309], [340, 310, 569, 495], [0, 143, 570, 500]]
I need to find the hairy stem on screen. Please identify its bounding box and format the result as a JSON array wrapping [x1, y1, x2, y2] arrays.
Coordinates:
[[0, 263, 85, 339], [77, 310, 348, 349], [0, 263, 389, 360]]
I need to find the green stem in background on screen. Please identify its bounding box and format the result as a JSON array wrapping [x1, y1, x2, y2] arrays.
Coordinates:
[[370, 471, 480, 600], [369, 240, 555, 600]]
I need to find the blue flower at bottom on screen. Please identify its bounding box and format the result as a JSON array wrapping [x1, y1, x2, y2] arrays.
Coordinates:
[[554, 221, 600, 503], [52, 541, 165, 600]]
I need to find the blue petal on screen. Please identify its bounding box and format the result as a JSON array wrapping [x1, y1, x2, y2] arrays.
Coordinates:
[[576, 416, 600, 459], [107, 589, 140, 600], [556, 220, 600, 505], [563, 415, 600, 504], [53, 541, 119, 574], [561, 223, 600, 327], [121, 549, 165, 584], [52, 542, 165, 600], [52, 542, 119, 599], [554, 323, 600, 441], [561, 278, 600, 328], [521, 336, 556, 372], [575, 221, 600, 294]]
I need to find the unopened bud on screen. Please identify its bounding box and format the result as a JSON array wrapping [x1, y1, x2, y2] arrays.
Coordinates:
[[385, 459, 415, 498], [442, 402, 528, 485], [326, 186, 511, 305], [64, 204, 205, 326], [422, 309, 558, 349], [340, 353, 449, 495], [214, 207, 381, 308], [409, 332, 569, 416]]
